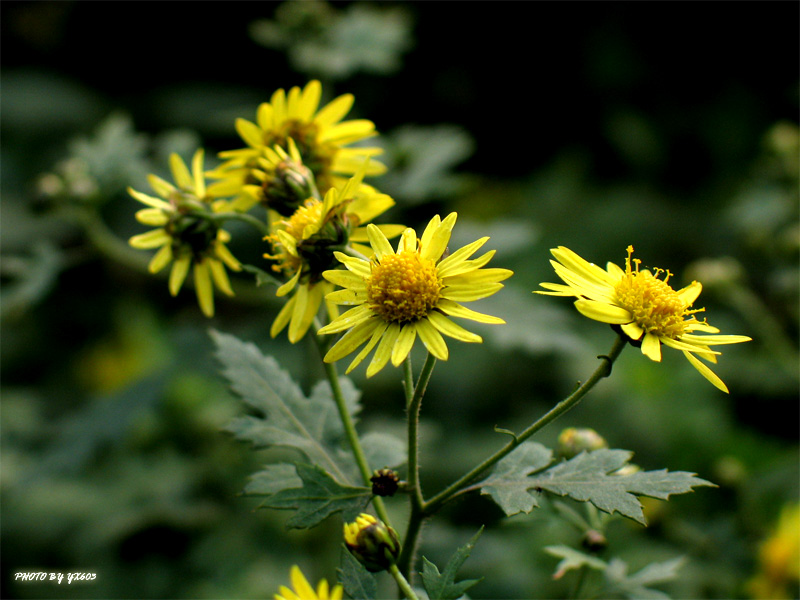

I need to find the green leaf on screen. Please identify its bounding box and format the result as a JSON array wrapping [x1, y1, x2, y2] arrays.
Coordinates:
[[479, 441, 553, 515], [481, 447, 714, 525], [263, 463, 370, 529], [535, 450, 715, 525], [421, 527, 484, 600], [544, 545, 607, 580], [606, 556, 685, 600], [545, 547, 685, 599], [244, 463, 302, 496], [338, 545, 377, 600], [212, 329, 361, 485]]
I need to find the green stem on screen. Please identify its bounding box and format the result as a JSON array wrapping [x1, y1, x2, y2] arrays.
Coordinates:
[[389, 564, 420, 600], [397, 353, 436, 579], [314, 332, 392, 527], [210, 211, 270, 236], [422, 335, 627, 515]]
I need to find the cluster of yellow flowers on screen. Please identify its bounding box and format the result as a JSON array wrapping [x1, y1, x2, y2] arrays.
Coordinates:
[[128, 81, 749, 388]]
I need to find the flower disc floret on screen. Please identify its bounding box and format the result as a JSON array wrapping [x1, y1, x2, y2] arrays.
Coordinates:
[[536, 245, 752, 393], [367, 251, 443, 323]]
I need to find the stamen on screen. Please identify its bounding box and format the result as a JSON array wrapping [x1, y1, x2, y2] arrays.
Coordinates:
[[367, 250, 443, 323]]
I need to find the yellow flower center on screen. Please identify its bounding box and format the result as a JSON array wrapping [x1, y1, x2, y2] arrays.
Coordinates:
[[264, 199, 324, 274], [367, 251, 442, 323], [613, 246, 690, 339]]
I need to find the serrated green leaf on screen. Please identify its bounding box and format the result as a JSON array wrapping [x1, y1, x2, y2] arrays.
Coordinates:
[[212, 329, 361, 484], [264, 463, 370, 529], [421, 527, 484, 600], [479, 441, 553, 516], [244, 463, 302, 496], [338, 545, 377, 600], [532, 449, 715, 525]]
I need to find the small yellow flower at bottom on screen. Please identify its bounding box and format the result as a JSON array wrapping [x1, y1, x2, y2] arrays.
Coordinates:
[[275, 565, 342, 600], [343, 513, 401, 573], [317, 213, 513, 377], [535, 245, 752, 392]]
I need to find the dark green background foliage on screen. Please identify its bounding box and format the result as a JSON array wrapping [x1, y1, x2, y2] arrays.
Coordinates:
[[2, 2, 798, 598]]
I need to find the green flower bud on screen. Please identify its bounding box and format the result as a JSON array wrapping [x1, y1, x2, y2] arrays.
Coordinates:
[[343, 513, 401, 572], [557, 427, 608, 459]]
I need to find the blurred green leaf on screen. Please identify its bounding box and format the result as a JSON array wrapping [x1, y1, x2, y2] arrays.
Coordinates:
[[379, 125, 476, 204]]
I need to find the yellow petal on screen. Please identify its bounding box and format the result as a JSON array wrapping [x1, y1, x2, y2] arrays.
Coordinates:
[[436, 299, 505, 324], [169, 153, 193, 191], [129, 228, 171, 249], [683, 350, 729, 393], [193, 261, 214, 317], [640, 332, 662, 362], [574, 299, 632, 324], [169, 255, 191, 296], [391, 323, 417, 366], [324, 317, 381, 362], [366, 323, 400, 377], [315, 93, 354, 127], [148, 244, 173, 274], [427, 311, 482, 343], [415, 318, 449, 360], [271, 294, 296, 338], [366, 223, 395, 260]]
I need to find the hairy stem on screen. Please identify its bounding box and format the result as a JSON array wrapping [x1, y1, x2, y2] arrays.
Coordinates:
[[422, 334, 627, 515]]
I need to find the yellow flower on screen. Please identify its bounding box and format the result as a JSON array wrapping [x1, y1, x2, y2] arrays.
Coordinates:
[[274, 565, 342, 600], [343, 513, 401, 573], [217, 80, 385, 198], [208, 138, 316, 216], [266, 165, 403, 343], [317, 213, 512, 377], [128, 149, 241, 317], [536, 245, 751, 392]]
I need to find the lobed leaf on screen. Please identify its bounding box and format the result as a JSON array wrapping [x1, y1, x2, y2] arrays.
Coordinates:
[[263, 463, 371, 529], [421, 527, 484, 600]]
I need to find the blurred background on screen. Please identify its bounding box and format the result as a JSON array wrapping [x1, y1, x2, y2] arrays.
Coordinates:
[[2, 1, 798, 598]]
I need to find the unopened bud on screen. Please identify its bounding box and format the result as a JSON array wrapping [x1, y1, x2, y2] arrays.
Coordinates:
[[558, 427, 608, 459], [370, 469, 400, 497], [343, 513, 401, 572]]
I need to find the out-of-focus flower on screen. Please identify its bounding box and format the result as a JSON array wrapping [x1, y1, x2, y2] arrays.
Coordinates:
[[747, 503, 800, 600], [265, 165, 402, 342], [557, 427, 608, 459], [274, 565, 342, 600], [536, 246, 751, 392], [318, 213, 512, 377], [128, 149, 241, 317], [216, 80, 385, 199], [343, 513, 400, 573]]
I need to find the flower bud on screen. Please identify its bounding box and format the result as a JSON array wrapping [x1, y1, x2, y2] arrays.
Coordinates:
[[370, 469, 400, 497], [261, 158, 318, 217], [343, 513, 401, 572], [557, 427, 608, 459]]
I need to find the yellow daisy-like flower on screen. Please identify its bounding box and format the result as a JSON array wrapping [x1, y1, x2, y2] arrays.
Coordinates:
[[267, 165, 403, 343], [208, 138, 316, 216], [217, 80, 385, 197], [536, 245, 752, 392], [128, 149, 242, 317], [274, 565, 342, 600], [317, 213, 513, 377]]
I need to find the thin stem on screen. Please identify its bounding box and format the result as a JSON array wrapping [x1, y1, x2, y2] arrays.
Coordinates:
[[397, 352, 436, 578], [314, 332, 392, 527], [210, 211, 270, 236], [422, 334, 627, 515], [389, 564, 420, 600]]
